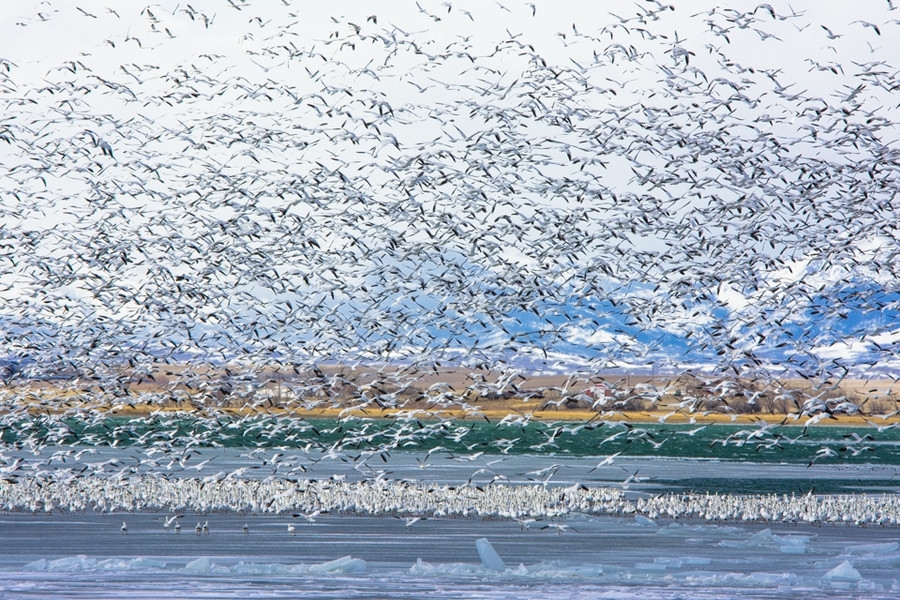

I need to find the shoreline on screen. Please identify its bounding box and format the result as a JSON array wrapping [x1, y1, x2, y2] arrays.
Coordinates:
[[5, 368, 899, 427], [17, 399, 895, 427]]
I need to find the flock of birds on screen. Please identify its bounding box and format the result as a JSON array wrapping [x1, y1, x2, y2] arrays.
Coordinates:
[[3, 0, 900, 528], [7, 467, 900, 529], [2, 0, 900, 391]]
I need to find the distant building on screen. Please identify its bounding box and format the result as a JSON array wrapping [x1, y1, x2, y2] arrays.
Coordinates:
[[584, 383, 612, 400]]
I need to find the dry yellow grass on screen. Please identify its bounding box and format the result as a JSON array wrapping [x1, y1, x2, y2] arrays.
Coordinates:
[[9, 395, 895, 428], [3, 366, 898, 426]]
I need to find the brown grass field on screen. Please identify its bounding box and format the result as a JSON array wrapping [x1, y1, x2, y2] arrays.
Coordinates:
[[4, 364, 899, 426]]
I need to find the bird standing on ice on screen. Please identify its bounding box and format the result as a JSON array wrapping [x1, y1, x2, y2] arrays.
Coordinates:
[[120, 521, 127, 535], [163, 514, 181, 532]]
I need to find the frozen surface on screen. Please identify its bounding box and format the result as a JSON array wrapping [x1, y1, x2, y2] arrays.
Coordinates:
[[3, 451, 900, 597], [3, 510, 900, 598], [475, 537, 506, 571]]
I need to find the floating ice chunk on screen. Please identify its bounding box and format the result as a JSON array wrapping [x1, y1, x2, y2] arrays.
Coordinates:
[[409, 558, 433, 575], [308, 555, 366, 574], [635, 561, 668, 570], [721, 528, 790, 550], [475, 538, 506, 571], [23, 556, 166, 573], [184, 557, 213, 573], [684, 571, 798, 588], [722, 532, 809, 553], [829, 581, 853, 591], [843, 542, 899, 556], [824, 561, 861, 582], [773, 532, 813, 544], [745, 528, 774, 545], [96, 557, 168, 571], [131, 557, 168, 570], [227, 561, 300, 576], [633, 515, 657, 527], [774, 534, 809, 554], [526, 563, 603, 578], [47, 555, 92, 572], [660, 522, 740, 538], [96, 558, 127, 571], [656, 557, 685, 568], [635, 557, 683, 570], [411, 558, 603, 580], [409, 558, 482, 576], [739, 572, 798, 587], [24, 558, 46, 571], [858, 580, 880, 592]]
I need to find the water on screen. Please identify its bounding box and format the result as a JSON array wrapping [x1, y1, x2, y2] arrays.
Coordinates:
[[2, 447, 900, 598], [4, 508, 900, 599], [4, 414, 900, 597], [5, 413, 900, 464]]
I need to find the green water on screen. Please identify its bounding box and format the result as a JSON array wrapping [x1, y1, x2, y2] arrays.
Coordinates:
[[3, 412, 900, 466], [652, 477, 900, 495]]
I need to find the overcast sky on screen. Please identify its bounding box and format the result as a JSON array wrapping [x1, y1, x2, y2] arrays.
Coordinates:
[[2, 0, 900, 378]]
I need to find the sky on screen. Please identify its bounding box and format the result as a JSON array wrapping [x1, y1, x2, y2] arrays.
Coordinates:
[[2, 0, 900, 385]]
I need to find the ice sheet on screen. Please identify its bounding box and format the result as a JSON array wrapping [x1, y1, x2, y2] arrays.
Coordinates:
[[5, 452, 900, 599], [475, 538, 506, 571]]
